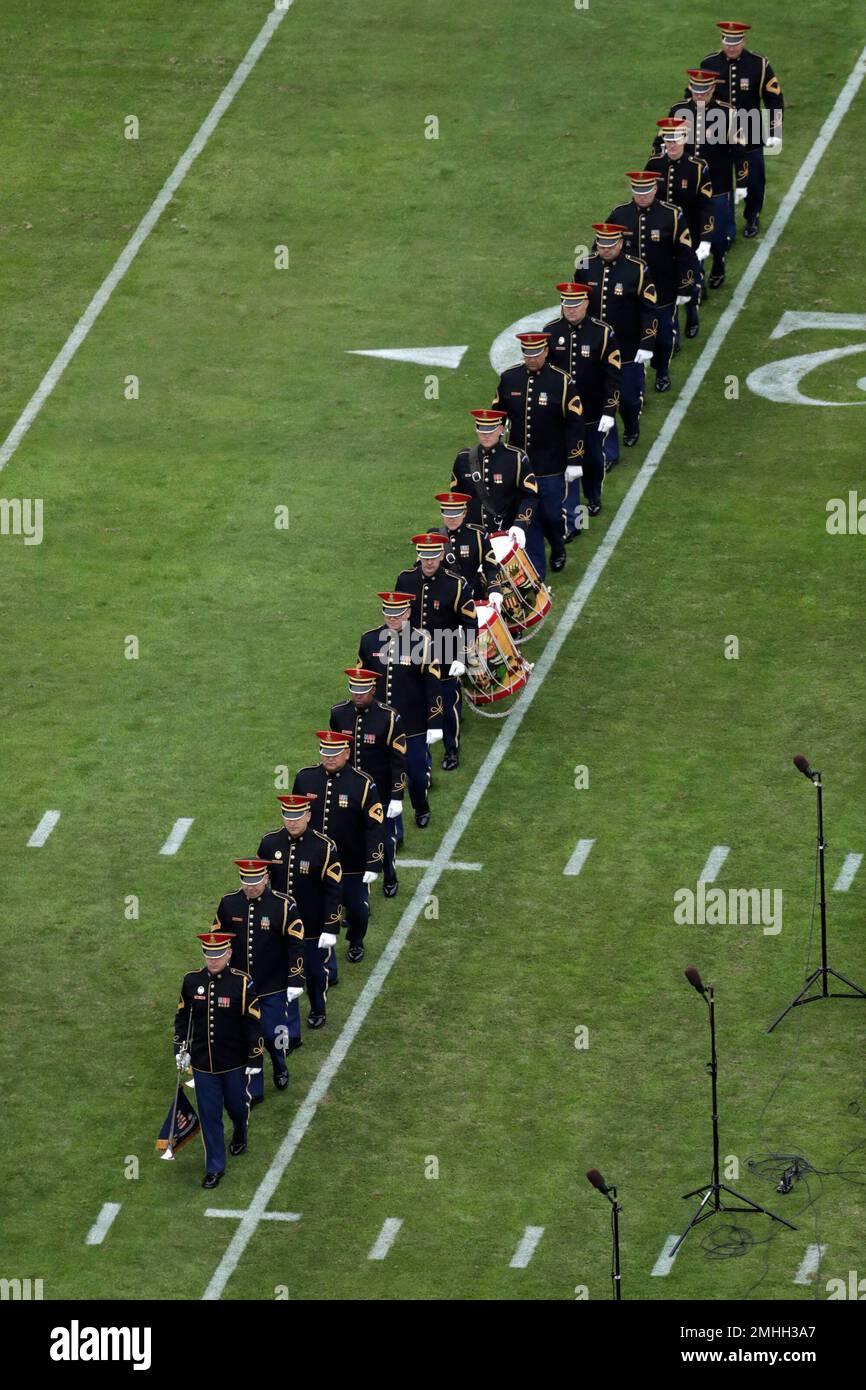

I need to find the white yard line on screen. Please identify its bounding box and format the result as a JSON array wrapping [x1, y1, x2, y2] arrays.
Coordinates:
[[159, 817, 195, 855], [85, 1202, 122, 1246], [202, 40, 866, 1302], [0, 1, 298, 473], [396, 857, 483, 870], [698, 844, 730, 884], [509, 1226, 545, 1269], [26, 809, 60, 847], [563, 838, 595, 876], [650, 1235, 681, 1277], [205, 1209, 301, 1222], [833, 853, 862, 892], [367, 1217, 403, 1261], [794, 1243, 827, 1285]]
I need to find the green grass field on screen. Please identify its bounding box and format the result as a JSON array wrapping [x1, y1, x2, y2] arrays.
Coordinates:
[[2, 0, 866, 1305]]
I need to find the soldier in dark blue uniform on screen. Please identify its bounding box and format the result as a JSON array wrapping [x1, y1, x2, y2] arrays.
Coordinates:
[[699, 21, 784, 240], [173, 931, 264, 1189], [607, 172, 697, 394], [212, 859, 305, 1096], [450, 410, 538, 544], [492, 333, 585, 578], [330, 666, 407, 898], [432, 491, 502, 604], [394, 533, 477, 773], [653, 71, 737, 288], [258, 796, 343, 1029], [293, 731, 385, 964], [544, 283, 621, 520], [357, 591, 443, 832], [647, 120, 714, 340], [584, 223, 658, 456]]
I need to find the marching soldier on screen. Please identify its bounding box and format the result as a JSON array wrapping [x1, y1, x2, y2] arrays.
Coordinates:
[[647, 119, 713, 339], [544, 283, 621, 518], [258, 796, 343, 1030], [450, 409, 538, 545], [173, 931, 264, 1190], [394, 533, 477, 773], [293, 731, 385, 965], [433, 492, 504, 604], [583, 223, 658, 455], [607, 172, 696, 394], [212, 859, 305, 1096], [331, 666, 407, 898], [698, 20, 784, 240], [492, 333, 585, 578], [654, 71, 737, 288], [357, 591, 443, 831]]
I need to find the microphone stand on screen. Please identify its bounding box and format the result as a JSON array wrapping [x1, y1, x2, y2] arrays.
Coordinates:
[[673, 984, 795, 1254], [610, 1186, 622, 1300], [767, 769, 866, 1032]]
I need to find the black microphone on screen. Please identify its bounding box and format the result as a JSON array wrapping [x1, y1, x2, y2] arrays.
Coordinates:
[[586, 1168, 611, 1195], [685, 965, 706, 996], [793, 754, 816, 780]]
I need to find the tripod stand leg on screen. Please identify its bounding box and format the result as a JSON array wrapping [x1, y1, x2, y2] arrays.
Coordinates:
[[766, 969, 823, 1033], [671, 1186, 714, 1255], [825, 967, 866, 997], [717, 1184, 797, 1231]]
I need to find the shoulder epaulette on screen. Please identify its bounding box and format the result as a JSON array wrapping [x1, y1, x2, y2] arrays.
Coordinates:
[[312, 829, 337, 847], [589, 315, 608, 330], [503, 441, 524, 458], [624, 253, 648, 268], [230, 967, 253, 980], [294, 763, 319, 777], [547, 363, 569, 380]]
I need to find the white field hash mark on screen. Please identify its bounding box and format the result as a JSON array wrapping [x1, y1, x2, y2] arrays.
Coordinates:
[[160, 818, 195, 855], [367, 1218, 403, 1261], [0, 1, 298, 473], [794, 1243, 827, 1285], [85, 1202, 121, 1246], [651, 1235, 681, 1277], [563, 838, 595, 876], [833, 853, 862, 892], [698, 844, 730, 884], [509, 1226, 544, 1268], [201, 40, 866, 1302], [27, 809, 60, 847]]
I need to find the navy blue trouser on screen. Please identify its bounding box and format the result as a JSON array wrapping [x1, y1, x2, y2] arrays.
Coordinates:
[[440, 675, 461, 755], [711, 192, 732, 263], [383, 814, 398, 884], [247, 991, 289, 1100], [525, 474, 566, 579], [741, 147, 766, 225], [342, 873, 370, 946], [576, 423, 604, 509], [193, 1066, 250, 1175], [604, 359, 645, 463], [303, 937, 329, 1015], [652, 303, 676, 375], [394, 733, 430, 840]]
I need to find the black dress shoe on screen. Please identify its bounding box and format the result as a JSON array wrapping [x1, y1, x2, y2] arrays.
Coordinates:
[[202, 1171, 224, 1189], [709, 265, 726, 289], [287, 1037, 303, 1055], [743, 219, 759, 239], [685, 320, 699, 339], [587, 502, 601, 517], [654, 373, 671, 393], [307, 1011, 326, 1029], [347, 944, 365, 963], [603, 456, 618, 473], [673, 338, 681, 355], [563, 528, 580, 544], [551, 553, 566, 573], [415, 810, 431, 828], [623, 428, 640, 447], [229, 1135, 247, 1157], [383, 878, 398, 898], [442, 750, 459, 771], [273, 1070, 289, 1091]]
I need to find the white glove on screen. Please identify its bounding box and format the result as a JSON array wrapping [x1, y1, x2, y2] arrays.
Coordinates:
[[426, 728, 443, 745], [635, 348, 653, 365], [286, 986, 304, 1002], [488, 591, 503, 612], [176, 1048, 191, 1071], [766, 135, 782, 148], [676, 295, 690, 305], [245, 1066, 262, 1076], [696, 241, 711, 261], [507, 525, 525, 548], [597, 414, 615, 434], [386, 798, 402, 818], [362, 870, 378, 885], [318, 932, 337, 949], [564, 464, 583, 482], [448, 660, 465, 677], [734, 187, 747, 204]]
